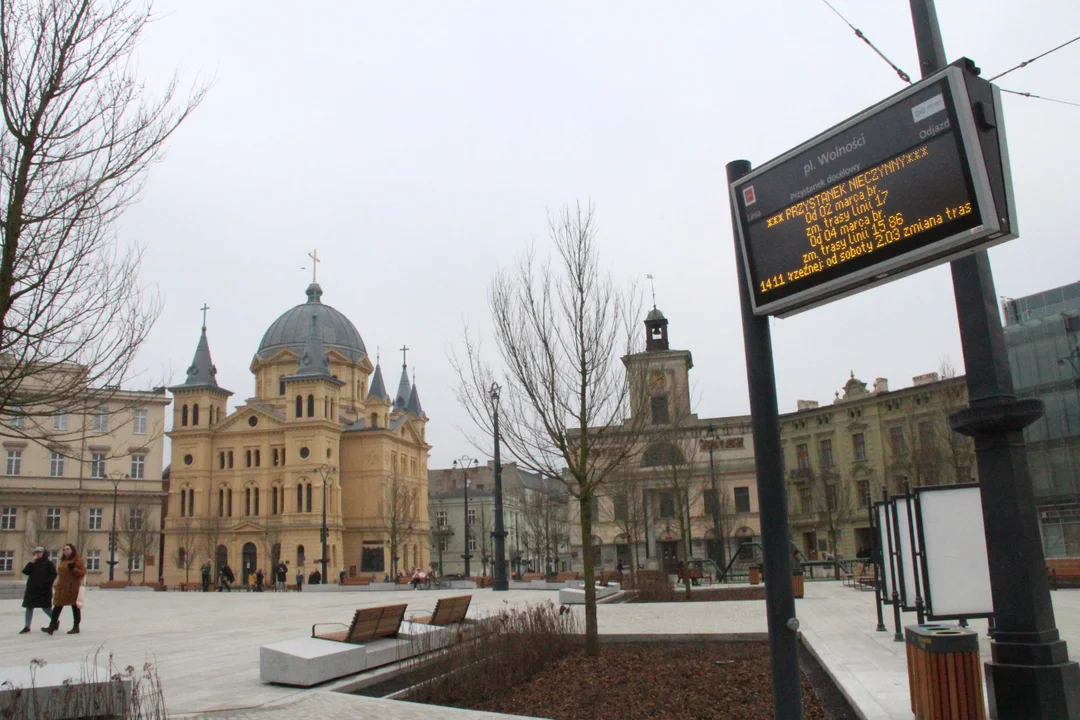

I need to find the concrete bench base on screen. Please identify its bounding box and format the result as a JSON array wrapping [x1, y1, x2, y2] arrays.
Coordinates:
[[0, 663, 129, 719], [558, 585, 621, 604], [259, 623, 451, 687]]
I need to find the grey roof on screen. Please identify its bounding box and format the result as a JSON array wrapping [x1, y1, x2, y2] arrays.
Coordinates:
[[367, 363, 390, 403], [169, 327, 232, 395], [389, 415, 408, 431], [393, 365, 411, 411], [646, 307, 666, 321], [257, 283, 367, 361], [291, 313, 332, 378], [406, 382, 423, 416]]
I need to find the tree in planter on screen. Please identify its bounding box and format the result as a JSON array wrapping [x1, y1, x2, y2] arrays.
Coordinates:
[[118, 504, 155, 583], [605, 471, 648, 585], [0, 0, 206, 442], [521, 484, 569, 577], [173, 519, 199, 584], [380, 472, 416, 579], [454, 201, 655, 656]]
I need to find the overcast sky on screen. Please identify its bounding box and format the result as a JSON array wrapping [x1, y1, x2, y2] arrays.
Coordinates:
[[118, 1, 1080, 469]]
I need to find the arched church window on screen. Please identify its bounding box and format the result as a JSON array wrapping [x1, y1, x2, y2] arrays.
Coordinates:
[[307, 394, 315, 418], [193, 404, 200, 426], [641, 443, 686, 468], [306, 483, 313, 513], [245, 487, 251, 515], [297, 545, 306, 566], [188, 488, 194, 516], [297, 484, 303, 512], [246, 450, 252, 468], [218, 489, 224, 517], [178, 547, 186, 569], [370, 413, 378, 428], [227, 488, 233, 517], [272, 487, 278, 515], [255, 449, 261, 467], [279, 378, 285, 396], [181, 405, 188, 426], [179, 489, 186, 518], [254, 487, 260, 515], [296, 395, 303, 418]]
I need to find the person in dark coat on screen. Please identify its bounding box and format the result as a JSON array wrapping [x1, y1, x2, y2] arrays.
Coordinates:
[[339, 568, 347, 584], [295, 569, 303, 592], [43, 543, 85, 635], [21, 547, 57, 634], [309, 569, 321, 585], [275, 562, 288, 591], [255, 568, 264, 592]]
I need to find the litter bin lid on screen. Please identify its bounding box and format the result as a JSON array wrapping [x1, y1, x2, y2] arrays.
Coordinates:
[[904, 624, 979, 653]]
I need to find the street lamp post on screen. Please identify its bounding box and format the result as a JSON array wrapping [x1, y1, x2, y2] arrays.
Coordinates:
[[703, 424, 726, 576], [316, 464, 337, 584], [452, 457, 477, 577], [490, 383, 509, 591], [107, 471, 128, 582]]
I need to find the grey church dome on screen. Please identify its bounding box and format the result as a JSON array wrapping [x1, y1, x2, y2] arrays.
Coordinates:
[[257, 283, 367, 361]]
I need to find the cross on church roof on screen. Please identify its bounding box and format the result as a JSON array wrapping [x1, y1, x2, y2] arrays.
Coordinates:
[[400, 344, 409, 368], [308, 249, 320, 283], [200, 303, 210, 330], [646, 274, 657, 309]]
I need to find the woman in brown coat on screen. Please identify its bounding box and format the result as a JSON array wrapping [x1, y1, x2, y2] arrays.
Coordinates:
[[43, 543, 85, 635]]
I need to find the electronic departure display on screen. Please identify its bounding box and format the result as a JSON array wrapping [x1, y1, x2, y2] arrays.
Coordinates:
[[730, 59, 1017, 317]]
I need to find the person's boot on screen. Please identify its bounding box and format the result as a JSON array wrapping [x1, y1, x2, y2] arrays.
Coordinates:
[[41, 624, 56, 635], [67, 626, 80, 634], [19, 627, 30, 634]]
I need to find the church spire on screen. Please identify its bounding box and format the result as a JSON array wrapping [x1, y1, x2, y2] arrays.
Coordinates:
[[393, 345, 411, 411], [406, 375, 424, 416], [294, 313, 331, 378], [367, 352, 390, 403], [169, 310, 232, 395]]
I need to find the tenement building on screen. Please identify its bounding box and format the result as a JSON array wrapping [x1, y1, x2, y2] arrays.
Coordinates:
[[161, 280, 430, 587], [0, 365, 170, 584], [568, 307, 762, 575], [780, 370, 975, 560]]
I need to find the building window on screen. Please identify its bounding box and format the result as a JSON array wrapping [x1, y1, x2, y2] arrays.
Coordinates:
[[438, 537, 448, 552], [297, 484, 303, 513], [0, 550, 13, 572], [467, 508, 476, 525], [279, 378, 285, 396], [370, 413, 378, 428], [246, 450, 252, 468], [796, 443, 810, 469], [88, 508, 103, 530], [192, 404, 200, 426], [227, 489, 233, 517], [857, 479, 871, 507], [5, 449, 22, 476], [614, 493, 629, 522], [46, 508, 61, 530], [128, 555, 142, 572], [179, 489, 187, 517], [8, 410, 24, 429], [918, 421, 935, 450], [218, 489, 225, 517], [245, 488, 251, 516], [182, 405, 188, 426], [297, 545, 306, 566], [227, 451, 233, 469], [273, 449, 279, 466], [52, 413, 67, 431], [650, 395, 670, 425], [131, 455, 145, 479], [307, 394, 315, 418], [219, 452, 225, 470], [272, 487, 279, 515], [1, 507, 15, 530], [128, 507, 144, 531], [50, 452, 65, 477], [852, 433, 867, 462], [255, 449, 261, 467], [85, 550, 101, 572], [295, 395, 303, 418], [93, 408, 110, 433], [468, 536, 477, 552], [436, 510, 447, 528], [188, 489, 194, 516], [91, 453, 106, 478], [734, 486, 751, 513], [799, 487, 813, 514], [658, 491, 675, 519], [890, 426, 905, 455], [305, 484, 312, 513], [819, 439, 834, 468], [826, 485, 838, 510], [133, 408, 148, 435], [254, 488, 260, 516]]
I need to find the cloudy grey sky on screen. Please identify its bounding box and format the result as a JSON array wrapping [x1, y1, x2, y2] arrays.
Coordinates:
[[118, 1, 1080, 468]]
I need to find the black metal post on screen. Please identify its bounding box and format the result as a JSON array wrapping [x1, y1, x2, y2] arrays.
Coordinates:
[[903, 480, 926, 625], [883, 485, 904, 642], [455, 457, 475, 578], [727, 160, 803, 720], [869, 496, 887, 632], [491, 384, 509, 591], [108, 479, 119, 581], [705, 426, 726, 574], [319, 466, 332, 585], [909, 1, 1080, 716]]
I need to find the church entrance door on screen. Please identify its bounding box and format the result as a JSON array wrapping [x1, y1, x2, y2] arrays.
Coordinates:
[[242, 543, 257, 586]]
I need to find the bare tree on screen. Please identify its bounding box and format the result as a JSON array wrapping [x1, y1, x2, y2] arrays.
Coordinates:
[[454, 201, 654, 656], [806, 464, 858, 560], [605, 470, 647, 585], [936, 357, 976, 484], [429, 500, 453, 575], [477, 504, 492, 576], [118, 503, 155, 583], [21, 507, 67, 556], [380, 472, 416, 579], [260, 519, 282, 577], [0, 0, 207, 444], [521, 484, 569, 576], [199, 512, 225, 574], [643, 431, 704, 599], [173, 518, 199, 584]]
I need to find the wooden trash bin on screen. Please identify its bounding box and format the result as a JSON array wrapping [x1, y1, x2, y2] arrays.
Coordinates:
[[905, 624, 986, 720], [749, 566, 761, 585], [792, 571, 804, 599]]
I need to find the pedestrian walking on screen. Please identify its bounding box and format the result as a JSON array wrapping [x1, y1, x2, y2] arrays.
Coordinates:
[[42, 544, 85, 635], [275, 562, 288, 592], [339, 567, 346, 584], [20, 547, 56, 634], [217, 563, 234, 592], [201, 559, 212, 592], [255, 568, 264, 592], [295, 569, 303, 592]]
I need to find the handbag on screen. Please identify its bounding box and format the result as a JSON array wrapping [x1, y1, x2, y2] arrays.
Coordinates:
[[76, 584, 86, 609]]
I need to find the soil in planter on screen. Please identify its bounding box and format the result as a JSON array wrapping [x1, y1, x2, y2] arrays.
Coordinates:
[[631, 586, 766, 603], [423, 642, 831, 720]]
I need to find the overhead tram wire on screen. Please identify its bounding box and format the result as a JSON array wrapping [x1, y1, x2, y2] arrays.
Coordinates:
[[817, 0, 913, 84], [988, 35, 1080, 82], [998, 88, 1080, 109]]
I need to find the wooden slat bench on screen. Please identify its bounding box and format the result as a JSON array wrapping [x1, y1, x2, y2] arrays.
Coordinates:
[[311, 604, 407, 644], [342, 576, 373, 586], [556, 571, 581, 582], [1047, 558, 1080, 590], [854, 564, 877, 592], [678, 567, 704, 585], [98, 581, 128, 589], [412, 595, 472, 626]]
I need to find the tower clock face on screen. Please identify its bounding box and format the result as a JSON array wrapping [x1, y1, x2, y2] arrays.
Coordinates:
[[650, 371, 666, 389]]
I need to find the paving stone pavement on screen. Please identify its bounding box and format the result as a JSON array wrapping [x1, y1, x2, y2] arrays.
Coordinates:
[[1, 582, 1077, 719]]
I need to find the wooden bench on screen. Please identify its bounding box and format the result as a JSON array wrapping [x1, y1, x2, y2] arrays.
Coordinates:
[[1047, 558, 1080, 590], [556, 571, 581, 582], [98, 581, 128, 589], [342, 576, 373, 586], [678, 567, 704, 585], [854, 564, 877, 591], [176, 582, 202, 592], [311, 604, 408, 644], [522, 573, 544, 582], [412, 595, 472, 626]]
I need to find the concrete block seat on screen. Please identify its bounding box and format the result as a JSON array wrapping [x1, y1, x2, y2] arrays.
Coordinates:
[[559, 584, 621, 605], [0, 662, 129, 719]]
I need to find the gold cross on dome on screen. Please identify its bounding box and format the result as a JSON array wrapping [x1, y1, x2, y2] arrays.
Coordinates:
[[308, 249, 320, 283]]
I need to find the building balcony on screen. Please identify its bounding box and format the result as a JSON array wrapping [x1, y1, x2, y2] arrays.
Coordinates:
[[788, 468, 810, 481]]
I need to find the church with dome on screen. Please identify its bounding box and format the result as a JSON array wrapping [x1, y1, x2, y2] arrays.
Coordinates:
[[161, 280, 431, 587]]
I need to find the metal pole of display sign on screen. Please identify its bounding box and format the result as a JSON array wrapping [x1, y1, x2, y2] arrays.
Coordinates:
[[726, 159, 803, 720], [909, 1, 1080, 716], [868, 496, 887, 633], [490, 383, 509, 592], [881, 488, 903, 643], [901, 480, 926, 625]]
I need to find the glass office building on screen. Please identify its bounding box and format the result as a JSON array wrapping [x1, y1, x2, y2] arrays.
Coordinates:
[[1003, 280, 1080, 557]]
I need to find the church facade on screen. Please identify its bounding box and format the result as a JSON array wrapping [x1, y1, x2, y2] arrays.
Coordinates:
[[161, 281, 430, 586]]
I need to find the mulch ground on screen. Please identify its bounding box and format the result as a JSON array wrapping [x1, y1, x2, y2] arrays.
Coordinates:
[[630, 586, 767, 602], [470, 642, 828, 720]]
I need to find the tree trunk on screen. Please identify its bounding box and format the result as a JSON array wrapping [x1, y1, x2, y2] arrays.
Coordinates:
[[678, 503, 692, 599], [579, 491, 599, 657]]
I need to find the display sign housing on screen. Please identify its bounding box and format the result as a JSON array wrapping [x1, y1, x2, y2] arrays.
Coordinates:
[[729, 58, 1016, 317]]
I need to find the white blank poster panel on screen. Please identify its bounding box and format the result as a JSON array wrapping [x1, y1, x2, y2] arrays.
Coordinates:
[[876, 503, 894, 598], [917, 486, 993, 617], [892, 497, 921, 609]]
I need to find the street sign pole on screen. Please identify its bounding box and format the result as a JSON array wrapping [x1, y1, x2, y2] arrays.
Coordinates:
[[909, 1, 1080, 717], [727, 159, 803, 720]]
